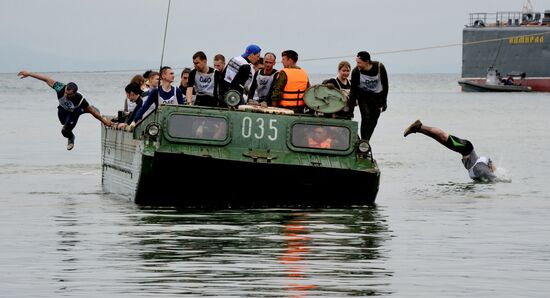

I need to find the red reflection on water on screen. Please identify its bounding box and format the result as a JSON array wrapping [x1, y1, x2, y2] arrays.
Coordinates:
[[279, 213, 317, 297]]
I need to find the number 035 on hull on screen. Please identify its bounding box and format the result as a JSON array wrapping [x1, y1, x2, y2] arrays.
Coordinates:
[[101, 100, 380, 207]]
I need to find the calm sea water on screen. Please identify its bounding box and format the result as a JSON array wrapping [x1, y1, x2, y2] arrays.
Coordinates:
[[1, 72, 549, 297]]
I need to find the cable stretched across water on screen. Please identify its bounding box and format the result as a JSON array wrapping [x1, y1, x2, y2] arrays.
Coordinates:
[[300, 30, 550, 63], [12, 30, 549, 74]]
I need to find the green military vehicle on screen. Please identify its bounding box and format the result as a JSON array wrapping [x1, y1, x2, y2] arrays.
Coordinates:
[[101, 85, 380, 206]]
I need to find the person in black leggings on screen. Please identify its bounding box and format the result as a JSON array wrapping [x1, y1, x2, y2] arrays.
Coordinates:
[[404, 119, 498, 182]]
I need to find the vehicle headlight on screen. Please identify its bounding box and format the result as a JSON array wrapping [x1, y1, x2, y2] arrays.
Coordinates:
[[358, 140, 370, 153], [146, 123, 160, 137]]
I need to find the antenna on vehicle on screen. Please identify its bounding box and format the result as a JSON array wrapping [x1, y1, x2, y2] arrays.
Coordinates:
[[159, 0, 172, 71], [154, 0, 172, 107]]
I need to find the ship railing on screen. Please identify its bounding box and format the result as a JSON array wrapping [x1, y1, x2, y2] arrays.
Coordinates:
[[468, 11, 542, 27]]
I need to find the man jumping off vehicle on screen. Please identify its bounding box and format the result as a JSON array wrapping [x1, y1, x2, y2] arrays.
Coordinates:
[[18, 70, 113, 150]]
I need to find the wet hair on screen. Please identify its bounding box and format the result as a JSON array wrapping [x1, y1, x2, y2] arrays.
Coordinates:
[[357, 51, 371, 62], [192, 51, 207, 61], [142, 70, 152, 79], [338, 60, 351, 71], [66, 82, 78, 93], [181, 67, 191, 77], [281, 50, 298, 62], [125, 83, 143, 95], [213, 54, 225, 62], [130, 74, 145, 86]]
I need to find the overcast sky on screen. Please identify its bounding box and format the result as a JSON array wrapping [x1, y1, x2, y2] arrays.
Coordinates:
[[1, 0, 541, 74]]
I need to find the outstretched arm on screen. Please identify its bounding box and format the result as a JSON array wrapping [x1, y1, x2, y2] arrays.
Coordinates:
[[85, 105, 113, 127], [17, 70, 56, 88]]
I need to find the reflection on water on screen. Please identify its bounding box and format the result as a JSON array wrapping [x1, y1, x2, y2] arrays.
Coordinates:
[[279, 212, 316, 297], [54, 198, 81, 293], [93, 207, 394, 296]]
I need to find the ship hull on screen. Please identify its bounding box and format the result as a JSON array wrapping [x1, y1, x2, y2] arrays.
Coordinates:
[[462, 27, 550, 92]]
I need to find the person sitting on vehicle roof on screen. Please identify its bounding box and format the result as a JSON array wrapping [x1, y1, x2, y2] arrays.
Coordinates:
[[322, 60, 353, 119], [270, 50, 310, 113], [187, 51, 220, 107], [248, 52, 278, 105], [129, 66, 184, 128]]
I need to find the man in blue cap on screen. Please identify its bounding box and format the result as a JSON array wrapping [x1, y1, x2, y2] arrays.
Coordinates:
[[220, 44, 261, 103]]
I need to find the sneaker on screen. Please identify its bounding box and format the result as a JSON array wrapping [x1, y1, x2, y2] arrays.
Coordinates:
[[67, 135, 75, 151], [404, 120, 422, 137]]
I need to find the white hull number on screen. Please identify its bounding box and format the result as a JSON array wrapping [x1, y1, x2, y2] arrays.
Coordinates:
[[241, 117, 278, 141]]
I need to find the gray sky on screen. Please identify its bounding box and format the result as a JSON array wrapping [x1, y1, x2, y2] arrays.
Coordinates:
[[1, 0, 541, 74]]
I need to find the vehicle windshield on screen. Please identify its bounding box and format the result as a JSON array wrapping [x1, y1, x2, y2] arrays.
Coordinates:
[[168, 114, 228, 140], [291, 124, 350, 150]]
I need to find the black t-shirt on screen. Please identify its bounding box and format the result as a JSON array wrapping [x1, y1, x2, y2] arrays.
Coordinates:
[[52, 81, 90, 111]]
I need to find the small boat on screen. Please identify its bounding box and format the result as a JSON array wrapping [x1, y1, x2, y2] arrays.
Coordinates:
[[459, 66, 533, 92], [101, 85, 380, 207], [458, 80, 533, 92]]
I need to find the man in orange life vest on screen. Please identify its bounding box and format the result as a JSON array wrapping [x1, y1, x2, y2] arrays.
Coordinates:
[[270, 50, 310, 113], [307, 127, 333, 149]]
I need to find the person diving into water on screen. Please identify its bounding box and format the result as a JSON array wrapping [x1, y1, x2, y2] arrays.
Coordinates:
[[17, 70, 113, 150], [404, 119, 500, 182]]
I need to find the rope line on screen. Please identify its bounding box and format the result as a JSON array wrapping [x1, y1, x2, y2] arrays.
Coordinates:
[[6, 30, 549, 74], [301, 30, 550, 62]]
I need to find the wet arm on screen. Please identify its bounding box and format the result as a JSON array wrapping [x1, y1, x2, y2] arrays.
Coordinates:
[[17, 70, 56, 87], [85, 105, 113, 126]]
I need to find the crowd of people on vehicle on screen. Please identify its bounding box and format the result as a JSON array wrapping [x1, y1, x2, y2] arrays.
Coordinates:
[[115, 45, 389, 142]]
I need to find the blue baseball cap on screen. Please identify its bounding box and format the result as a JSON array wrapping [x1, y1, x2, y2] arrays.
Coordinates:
[[242, 44, 261, 57]]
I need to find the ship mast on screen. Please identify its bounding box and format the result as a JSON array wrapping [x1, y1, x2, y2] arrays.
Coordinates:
[[522, 0, 533, 13]]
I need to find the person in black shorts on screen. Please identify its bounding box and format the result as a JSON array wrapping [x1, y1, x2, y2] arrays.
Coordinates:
[[404, 119, 498, 182], [17, 70, 113, 150]]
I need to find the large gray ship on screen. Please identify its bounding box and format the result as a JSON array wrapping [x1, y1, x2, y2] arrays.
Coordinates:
[[461, 1, 550, 92]]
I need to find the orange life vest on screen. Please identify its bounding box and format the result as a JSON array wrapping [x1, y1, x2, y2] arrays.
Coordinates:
[[278, 68, 308, 108], [307, 136, 333, 148]]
